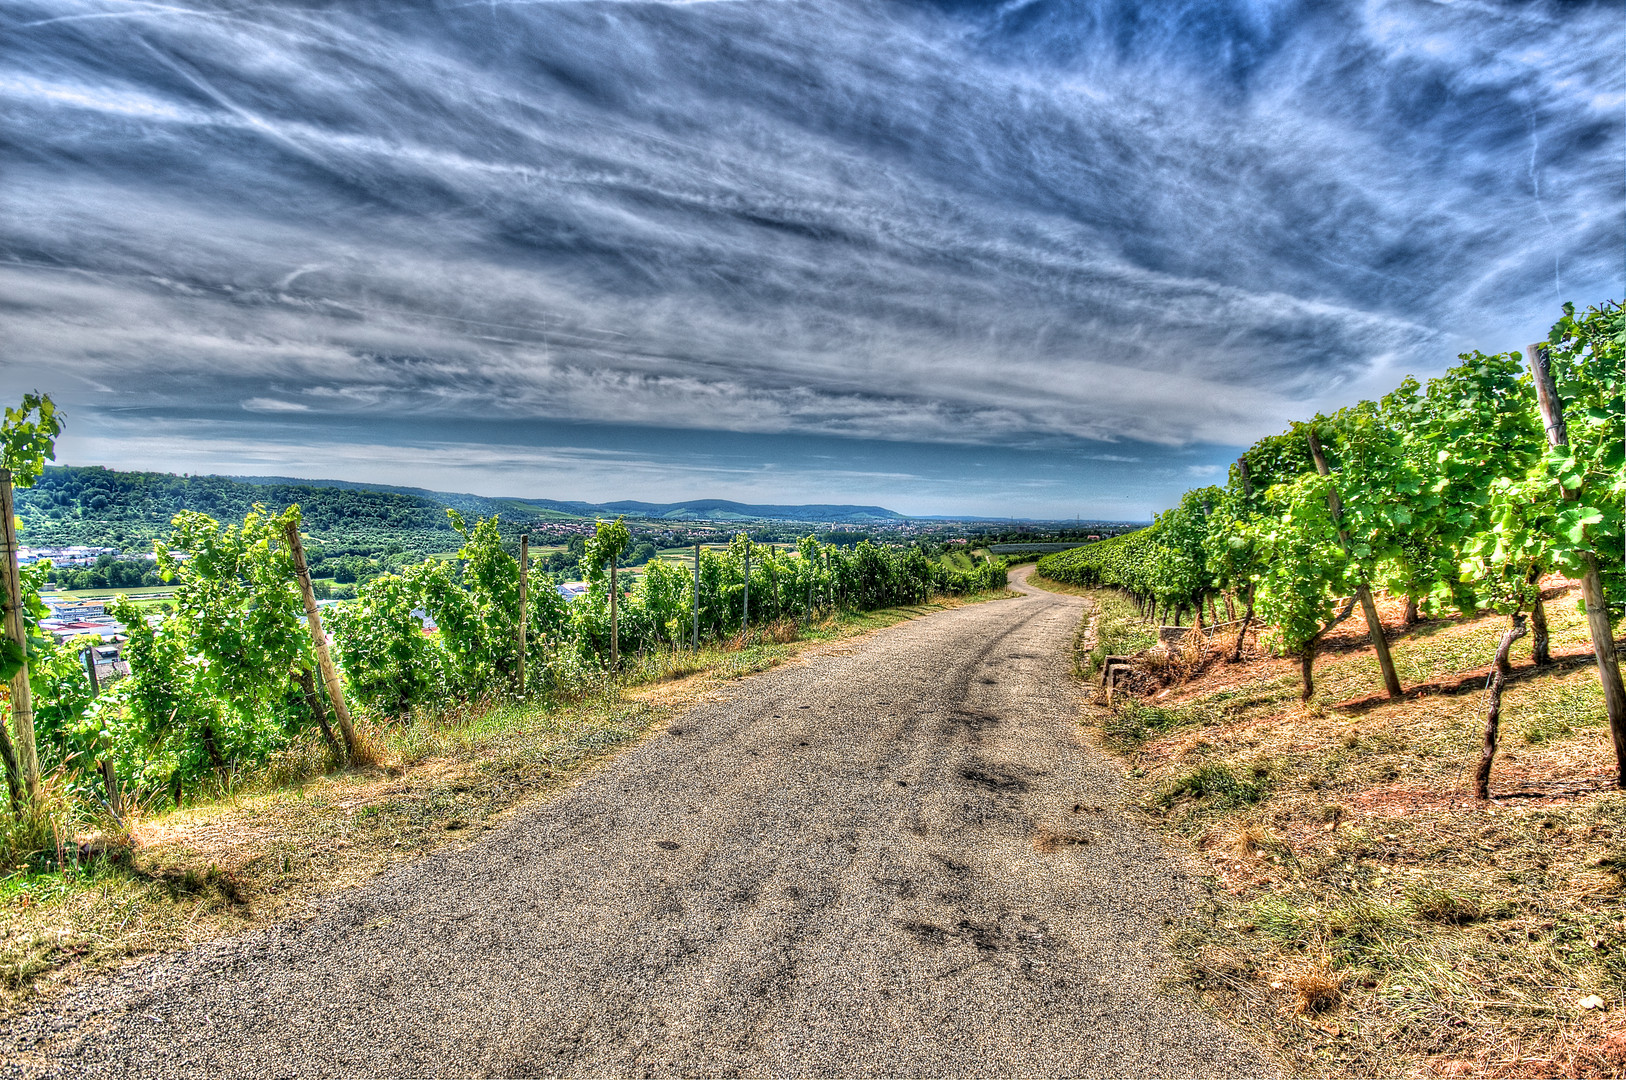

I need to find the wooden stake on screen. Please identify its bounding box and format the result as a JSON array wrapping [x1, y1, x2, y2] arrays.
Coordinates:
[[1230, 592, 1254, 664], [1528, 342, 1626, 784], [610, 560, 618, 673], [100, 758, 122, 819], [1476, 615, 1528, 799], [0, 471, 40, 807], [83, 645, 101, 697], [517, 534, 528, 695], [1299, 642, 1316, 702], [0, 716, 21, 814], [282, 519, 358, 761], [743, 540, 750, 635], [295, 667, 342, 763], [1307, 428, 1403, 700], [692, 542, 700, 648], [1529, 343, 1569, 447]]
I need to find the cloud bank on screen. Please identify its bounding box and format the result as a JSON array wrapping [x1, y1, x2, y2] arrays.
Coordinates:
[[1, 0, 1620, 514]]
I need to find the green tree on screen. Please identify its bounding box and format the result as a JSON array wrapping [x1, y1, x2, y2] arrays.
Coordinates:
[[1, 392, 63, 813], [1245, 459, 1349, 701], [1462, 303, 1625, 781], [584, 517, 631, 670], [110, 505, 316, 796]]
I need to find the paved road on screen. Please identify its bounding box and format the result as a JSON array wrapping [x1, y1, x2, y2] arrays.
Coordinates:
[[5, 566, 1274, 1078]]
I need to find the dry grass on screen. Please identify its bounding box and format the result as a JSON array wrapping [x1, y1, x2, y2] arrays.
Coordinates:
[[1294, 967, 1346, 1015], [0, 587, 1015, 1014], [1079, 580, 1626, 1078]]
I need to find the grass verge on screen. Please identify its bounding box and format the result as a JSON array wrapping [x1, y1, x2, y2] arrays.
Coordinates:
[[1074, 584, 1626, 1078], [1027, 571, 1155, 683], [0, 588, 1013, 1013]]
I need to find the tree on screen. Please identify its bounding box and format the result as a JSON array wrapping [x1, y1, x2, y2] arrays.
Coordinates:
[[1523, 304, 1623, 782], [1, 392, 62, 813], [111, 505, 315, 792], [584, 517, 631, 671], [1247, 459, 1349, 701], [1393, 351, 1545, 636], [1307, 409, 1410, 699], [327, 569, 445, 718]]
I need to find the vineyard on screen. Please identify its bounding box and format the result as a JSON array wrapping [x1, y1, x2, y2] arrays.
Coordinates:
[[1039, 300, 1624, 789], [0, 416, 1006, 863]]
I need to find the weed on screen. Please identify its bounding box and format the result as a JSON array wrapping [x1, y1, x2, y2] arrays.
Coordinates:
[[1104, 701, 1189, 745], [1294, 967, 1345, 1014], [1405, 884, 1487, 924], [1156, 761, 1274, 812]]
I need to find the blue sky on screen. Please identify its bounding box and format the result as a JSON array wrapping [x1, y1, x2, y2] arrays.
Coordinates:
[[2, 0, 1621, 519]]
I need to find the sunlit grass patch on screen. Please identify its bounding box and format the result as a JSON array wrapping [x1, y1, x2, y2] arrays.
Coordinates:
[[1154, 760, 1277, 816]]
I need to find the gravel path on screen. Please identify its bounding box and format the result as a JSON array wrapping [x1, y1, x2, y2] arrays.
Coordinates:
[[4, 566, 1275, 1078]]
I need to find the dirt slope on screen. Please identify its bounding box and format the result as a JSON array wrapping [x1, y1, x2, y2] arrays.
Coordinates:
[[3, 566, 1275, 1078]]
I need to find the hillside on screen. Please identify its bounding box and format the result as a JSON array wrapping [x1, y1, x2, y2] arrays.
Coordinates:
[[228, 479, 904, 524], [15, 466, 911, 553]]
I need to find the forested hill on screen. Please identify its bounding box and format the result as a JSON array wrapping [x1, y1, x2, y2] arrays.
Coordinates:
[[227, 478, 904, 524], [19, 467, 457, 553], [16, 466, 907, 553]]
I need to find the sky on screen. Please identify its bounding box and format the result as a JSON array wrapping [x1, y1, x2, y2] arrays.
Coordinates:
[[1, 0, 1621, 520]]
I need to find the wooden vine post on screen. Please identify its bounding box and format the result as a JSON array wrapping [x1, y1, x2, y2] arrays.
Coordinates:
[[295, 667, 343, 762], [1307, 428, 1404, 700], [610, 557, 619, 673], [282, 518, 359, 761], [1528, 342, 1626, 783], [517, 534, 528, 695], [743, 540, 750, 636], [1476, 614, 1528, 799], [0, 694, 19, 813], [82, 645, 101, 698], [0, 469, 40, 809], [692, 542, 700, 648], [81, 646, 121, 816]]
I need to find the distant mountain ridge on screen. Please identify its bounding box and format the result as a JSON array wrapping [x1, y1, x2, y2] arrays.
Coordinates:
[[227, 476, 906, 523]]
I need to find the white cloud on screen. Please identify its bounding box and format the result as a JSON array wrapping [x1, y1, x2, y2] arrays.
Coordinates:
[[241, 397, 310, 413]]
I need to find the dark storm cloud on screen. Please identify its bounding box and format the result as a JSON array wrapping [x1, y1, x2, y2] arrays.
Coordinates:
[[0, 0, 1620, 514]]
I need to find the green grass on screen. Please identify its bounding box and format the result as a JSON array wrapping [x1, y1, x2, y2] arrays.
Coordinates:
[[42, 585, 179, 601], [1155, 760, 1276, 813], [1089, 591, 1156, 667], [1103, 699, 1197, 745]]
